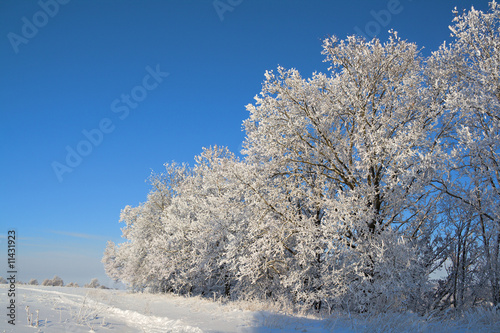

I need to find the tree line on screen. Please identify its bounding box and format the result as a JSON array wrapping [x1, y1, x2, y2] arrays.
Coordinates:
[[103, 2, 500, 314]]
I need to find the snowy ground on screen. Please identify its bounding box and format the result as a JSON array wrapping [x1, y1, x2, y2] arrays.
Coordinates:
[[1, 284, 499, 332], [0, 284, 332, 333]]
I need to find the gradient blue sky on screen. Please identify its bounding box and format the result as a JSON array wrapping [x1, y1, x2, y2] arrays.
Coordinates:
[[0, 0, 490, 286]]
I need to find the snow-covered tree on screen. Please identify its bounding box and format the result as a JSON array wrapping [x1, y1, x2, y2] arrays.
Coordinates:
[[241, 32, 446, 311], [140, 146, 249, 297], [51, 275, 64, 287], [41, 276, 63, 287], [84, 278, 100, 288], [429, 0, 500, 306], [103, 163, 189, 291]]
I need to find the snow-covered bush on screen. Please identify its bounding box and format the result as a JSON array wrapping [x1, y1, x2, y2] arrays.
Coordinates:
[[0, 276, 7, 284], [51, 275, 64, 286], [84, 278, 100, 288], [28, 279, 38, 285], [42, 276, 64, 286]]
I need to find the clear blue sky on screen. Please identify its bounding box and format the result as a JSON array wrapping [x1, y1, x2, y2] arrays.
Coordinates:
[[0, 0, 490, 286]]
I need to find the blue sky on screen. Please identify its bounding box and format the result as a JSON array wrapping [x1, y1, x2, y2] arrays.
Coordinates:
[[0, 0, 490, 286]]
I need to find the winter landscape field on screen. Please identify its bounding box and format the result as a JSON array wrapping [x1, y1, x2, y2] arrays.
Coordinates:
[[3, 1, 500, 332], [0, 284, 337, 333], [1, 284, 499, 333]]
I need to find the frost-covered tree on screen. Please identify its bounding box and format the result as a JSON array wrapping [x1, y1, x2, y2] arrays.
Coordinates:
[[103, 148, 249, 296], [51, 275, 64, 287], [41, 276, 63, 287], [84, 278, 100, 288], [28, 279, 38, 285], [103, 163, 189, 291], [241, 32, 446, 311], [431, 197, 487, 310], [429, 1, 500, 306], [151, 146, 246, 296]]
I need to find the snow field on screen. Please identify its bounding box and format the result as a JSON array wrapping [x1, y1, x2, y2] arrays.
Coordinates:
[[1, 285, 212, 332], [1, 284, 499, 332]]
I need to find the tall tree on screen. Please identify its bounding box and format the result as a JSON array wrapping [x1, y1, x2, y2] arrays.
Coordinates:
[[242, 32, 447, 311], [429, 1, 500, 305]]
